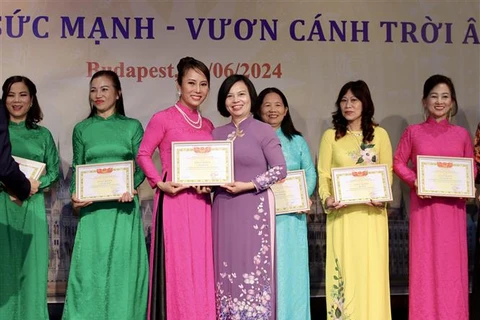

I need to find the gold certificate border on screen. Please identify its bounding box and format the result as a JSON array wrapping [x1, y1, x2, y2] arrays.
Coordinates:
[[76, 160, 134, 202], [417, 155, 475, 198], [171, 140, 234, 186], [271, 169, 309, 215], [331, 164, 393, 204], [12, 156, 46, 180]]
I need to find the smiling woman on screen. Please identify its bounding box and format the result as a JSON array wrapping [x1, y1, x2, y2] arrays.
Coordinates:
[[255, 87, 317, 320], [318, 80, 393, 320], [88, 77, 120, 117], [393, 74, 473, 320], [212, 75, 287, 320], [62, 70, 148, 320], [0, 75, 59, 320], [136, 57, 216, 320]]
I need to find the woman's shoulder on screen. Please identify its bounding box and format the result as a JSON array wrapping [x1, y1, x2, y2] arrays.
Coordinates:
[[394, 122, 419, 137], [290, 132, 307, 142], [73, 117, 93, 132], [289, 133, 312, 153], [251, 118, 275, 131], [145, 105, 178, 123], [34, 124, 55, 137], [407, 121, 424, 130], [202, 116, 215, 130], [321, 128, 336, 139], [249, 119, 280, 142], [285, 132, 306, 145], [373, 125, 390, 136], [117, 114, 142, 126], [212, 121, 232, 135], [451, 124, 472, 137], [450, 122, 469, 131]]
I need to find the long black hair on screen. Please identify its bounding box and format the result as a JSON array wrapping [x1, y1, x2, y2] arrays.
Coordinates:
[[2, 75, 43, 129], [254, 87, 302, 140]]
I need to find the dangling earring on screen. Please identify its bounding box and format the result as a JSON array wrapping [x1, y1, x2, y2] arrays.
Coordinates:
[[447, 109, 452, 122]]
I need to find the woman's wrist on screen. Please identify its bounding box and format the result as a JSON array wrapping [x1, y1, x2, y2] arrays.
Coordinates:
[[324, 196, 331, 209], [156, 181, 165, 191]]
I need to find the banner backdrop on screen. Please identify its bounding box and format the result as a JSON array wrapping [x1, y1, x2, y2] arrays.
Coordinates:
[[1, 1, 479, 300]]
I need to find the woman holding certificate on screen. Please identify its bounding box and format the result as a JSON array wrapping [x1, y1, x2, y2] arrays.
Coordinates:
[[255, 87, 316, 320], [318, 80, 392, 320], [137, 57, 216, 320], [212, 75, 287, 320], [0, 75, 59, 320], [63, 70, 148, 320], [393, 75, 474, 320]]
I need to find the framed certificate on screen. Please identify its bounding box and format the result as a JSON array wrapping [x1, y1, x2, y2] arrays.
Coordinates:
[[172, 141, 234, 185], [270, 169, 310, 215], [417, 155, 475, 198], [331, 164, 392, 204], [75, 160, 134, 202], [12, 156, 46, 180]]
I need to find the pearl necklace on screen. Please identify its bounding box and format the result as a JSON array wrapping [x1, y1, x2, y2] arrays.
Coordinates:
[[174, 104, 202, 129]]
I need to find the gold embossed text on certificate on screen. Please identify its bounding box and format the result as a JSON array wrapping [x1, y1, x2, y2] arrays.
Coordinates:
[[271, 170, 309, 215], [76, 160, 134, 202], [332, 164, 392, 204], [12, 156, 46, 180], [172, 141, 234, 185], [417, 155, 474, 198]]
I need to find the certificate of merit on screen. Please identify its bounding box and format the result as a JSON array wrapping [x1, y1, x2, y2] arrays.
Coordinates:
[[331, 164, 392, 204], [12, 156, 46, 180], [75, 160, 134, 202], [270, 170, 310, 215], [417, 155, 475, 198], [172, 141, 234, 185]]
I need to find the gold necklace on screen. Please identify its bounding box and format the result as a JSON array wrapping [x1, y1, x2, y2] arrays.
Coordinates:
[[347, 129, 364, 152]]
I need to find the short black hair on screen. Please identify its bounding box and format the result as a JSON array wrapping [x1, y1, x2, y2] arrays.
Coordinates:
[[217, 75, 257, 118]]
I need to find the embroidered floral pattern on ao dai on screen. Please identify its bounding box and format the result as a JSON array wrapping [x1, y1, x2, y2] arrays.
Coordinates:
[[212, 116, 287, 320], [216, 196, 274, 319]]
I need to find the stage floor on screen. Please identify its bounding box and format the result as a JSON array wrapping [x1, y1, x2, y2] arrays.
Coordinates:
[[48, 296, 410, 320]]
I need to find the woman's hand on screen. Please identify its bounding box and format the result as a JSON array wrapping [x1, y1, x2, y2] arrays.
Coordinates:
[[28, 178, 41, 196], [414, 179, 431, 199], [366, 199, 384, 208], [8, 194, 23, 206], [157, 181, 189, 196], [71, 194, 93, 213], [192, 186, 212, 194], [325, 196, 347, 210], [298, 199, 313, 214], [118, 189, 138, 203], [221, 181, 255, 194]]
